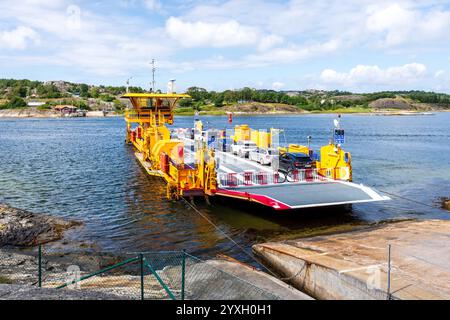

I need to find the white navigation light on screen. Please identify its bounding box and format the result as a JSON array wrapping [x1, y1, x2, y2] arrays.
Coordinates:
[[168, 79, 176, 94], [334, 119, 340, 128]]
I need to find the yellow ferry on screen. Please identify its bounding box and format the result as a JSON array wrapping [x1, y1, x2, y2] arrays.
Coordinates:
[[122, 85, 389, 211]]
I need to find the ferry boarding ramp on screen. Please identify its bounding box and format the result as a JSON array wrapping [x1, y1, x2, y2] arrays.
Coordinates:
[[181, 138, 390, 211]]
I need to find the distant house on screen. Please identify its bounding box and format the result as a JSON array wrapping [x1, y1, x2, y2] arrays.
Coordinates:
[[54, 105, 78, 115], [286, 91, 300, 97], [27, 101, 46, 107]]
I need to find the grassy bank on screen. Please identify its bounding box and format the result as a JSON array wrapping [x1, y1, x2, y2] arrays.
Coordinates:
[[172, 103, 433, 116]]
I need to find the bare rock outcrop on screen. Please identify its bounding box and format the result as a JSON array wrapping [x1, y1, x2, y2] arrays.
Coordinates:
[[0, 284, 122, 300], [442, 198, 450, 211], [0, 108, 59, 118], [0, 204, 81, 247]]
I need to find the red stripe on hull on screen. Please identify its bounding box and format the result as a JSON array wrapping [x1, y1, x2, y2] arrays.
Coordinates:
[[214, 188, 292, 211]]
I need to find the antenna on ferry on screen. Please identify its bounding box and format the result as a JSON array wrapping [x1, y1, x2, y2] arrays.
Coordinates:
[[150, 59, 156, 92], [126, 77, 133, 93]]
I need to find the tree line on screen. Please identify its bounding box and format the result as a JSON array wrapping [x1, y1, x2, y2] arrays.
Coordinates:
[[1, 79, 449, 111], [179, 87, 450, 111], [0, 79, 145, 110]]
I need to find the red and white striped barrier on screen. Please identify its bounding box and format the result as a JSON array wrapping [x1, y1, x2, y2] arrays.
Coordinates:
[[218, 167, 350, 188]]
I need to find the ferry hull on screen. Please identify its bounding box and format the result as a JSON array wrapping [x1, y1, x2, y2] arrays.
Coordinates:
[[215, 181, 390, 211]]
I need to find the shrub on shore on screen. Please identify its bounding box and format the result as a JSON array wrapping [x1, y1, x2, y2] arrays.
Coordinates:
[[0, 97, 27, 109]]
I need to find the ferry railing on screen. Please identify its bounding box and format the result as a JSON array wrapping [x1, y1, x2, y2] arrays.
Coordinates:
[[125, 110, 156, 124], [125, 110, 173, 125], [217, 168, 341, 188], [125, 110, 153, 119]]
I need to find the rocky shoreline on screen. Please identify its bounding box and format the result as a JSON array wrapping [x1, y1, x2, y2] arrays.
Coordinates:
[[0, 203, 146, 299], [0, 108, 119, 118], [0, 203, 81, 247], [1, 107, 445, 119], [0, 203, 306, 300]]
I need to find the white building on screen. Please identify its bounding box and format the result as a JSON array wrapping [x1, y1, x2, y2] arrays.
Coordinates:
[[27, 101, 46, 107]]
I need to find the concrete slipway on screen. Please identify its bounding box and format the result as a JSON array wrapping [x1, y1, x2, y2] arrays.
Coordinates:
[[253, 220, 450, 300]]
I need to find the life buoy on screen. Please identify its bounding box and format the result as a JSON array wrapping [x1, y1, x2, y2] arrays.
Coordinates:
[[338, 167, 350, 180]]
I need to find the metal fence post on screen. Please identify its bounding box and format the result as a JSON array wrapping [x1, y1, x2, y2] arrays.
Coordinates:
[[181, 250, 186, 300], [387, 244, 391, 300], [139, 254, 144, 301], [38, 244, 42, 288]]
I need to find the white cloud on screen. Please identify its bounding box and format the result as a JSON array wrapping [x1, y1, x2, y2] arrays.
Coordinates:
[[272, 82, 285, 90], [0, 0, 172, 77], [435, 70, 445, 78], [181, 1, 450, 51], [0, 0, 448, 92], [247, 38, 341, 65], [366, 3, 450, 47], [165, 17, 260, 48], [320, 63, 427, 87], [366, 4, 415, 40], [0, 26, 39, 50], [167, 37, 342, 72]]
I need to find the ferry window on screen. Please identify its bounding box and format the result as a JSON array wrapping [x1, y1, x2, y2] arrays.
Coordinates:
[[295, 155, 312, 163], [147, 99, 153, 108]]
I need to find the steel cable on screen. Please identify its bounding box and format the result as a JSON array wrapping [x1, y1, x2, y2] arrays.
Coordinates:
[[377, 189, 448, 211], [181, 197, 280, 277]]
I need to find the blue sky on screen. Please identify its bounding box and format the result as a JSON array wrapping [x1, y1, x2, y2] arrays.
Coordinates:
[[0, 0, 449, 93]]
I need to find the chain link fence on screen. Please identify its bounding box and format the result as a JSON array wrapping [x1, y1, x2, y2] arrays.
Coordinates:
[[258, 241, 449, 300], [1, 246, 280, 300]]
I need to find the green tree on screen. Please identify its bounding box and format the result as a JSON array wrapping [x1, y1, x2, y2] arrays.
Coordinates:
[[186, 87, 209, 101], [179, 98, 194, 108], [213, 94, 224, 108], [90, 87, 100, 98], [223, 90, 237, 103], [6, 96, 27, 108], [80, 84, 90, 98], [100, 94, 115, 102], [113, 99, 125, 112], [240, 87, 253, 102], [11, 85, 28, 98], [36, 84, 61, 98]]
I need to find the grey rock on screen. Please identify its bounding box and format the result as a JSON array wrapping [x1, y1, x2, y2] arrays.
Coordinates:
[[0, 203, 81, 247], [0, 285, 124, 300]]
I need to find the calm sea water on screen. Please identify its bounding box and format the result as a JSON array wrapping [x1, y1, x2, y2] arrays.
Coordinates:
[[0, 113, 449, 260]]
